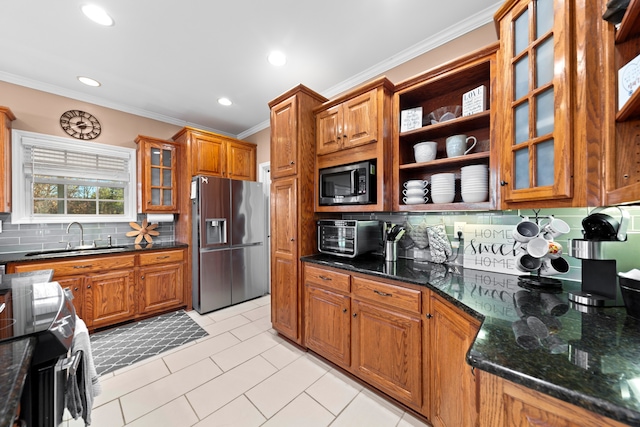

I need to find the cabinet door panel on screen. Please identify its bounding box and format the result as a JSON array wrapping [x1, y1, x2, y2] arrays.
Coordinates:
[[430, 295, 480, 427], [305, 285, 350, 368], [352, 299, 422, 409], [343, 90, 377, 149], [139, 262, 184, 315], [227, 141, 256, 181], [316, 104, 342, 155], [271, 95, 298, 179], [57, 276, 84, 319], [194, 135, 225, 176], [85, 270, 135, 328], [271, 254, 297, 340]]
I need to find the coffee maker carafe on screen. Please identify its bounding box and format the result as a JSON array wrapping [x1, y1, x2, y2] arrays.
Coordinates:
[[567, 207, 629, 306]]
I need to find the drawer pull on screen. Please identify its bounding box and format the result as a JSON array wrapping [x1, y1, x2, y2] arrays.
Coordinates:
[[73, 265, 92, 269], [156, 256, 170, 260], [373, 289, 392, 297], [318, 275, 332, 281]]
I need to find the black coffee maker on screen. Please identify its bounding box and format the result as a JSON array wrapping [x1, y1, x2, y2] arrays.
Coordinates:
[[567, 206, 630, 306]]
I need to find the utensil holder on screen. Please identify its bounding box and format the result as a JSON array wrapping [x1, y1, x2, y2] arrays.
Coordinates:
[[385, 240, 397, 262]]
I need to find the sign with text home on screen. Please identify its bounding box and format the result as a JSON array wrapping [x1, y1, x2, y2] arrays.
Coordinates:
[[463, 224, 518, 275]]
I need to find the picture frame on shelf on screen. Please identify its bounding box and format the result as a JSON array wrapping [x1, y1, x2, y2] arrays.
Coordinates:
[[462, 85, 486, 116], [400, 107, 423, 132]]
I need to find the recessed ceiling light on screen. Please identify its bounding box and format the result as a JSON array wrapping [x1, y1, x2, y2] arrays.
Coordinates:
[[78, 76, 101, 87], [218, 98, 232, 106], [268, 51, 287, 66], [81, 4, 114, 26]]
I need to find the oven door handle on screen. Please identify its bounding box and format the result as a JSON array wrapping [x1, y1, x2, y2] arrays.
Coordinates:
[[62, 350, 83, 376]]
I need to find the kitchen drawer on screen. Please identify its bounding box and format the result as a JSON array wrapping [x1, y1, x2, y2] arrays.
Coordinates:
[[11, 254, 136, 276], [138, 249, 184, 266], [304, 264, 350, 293], [352, 276, 421, 313]]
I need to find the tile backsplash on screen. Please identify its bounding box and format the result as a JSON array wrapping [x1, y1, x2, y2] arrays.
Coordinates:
[[0, 213, 175, 254], [346, 206, 640, 282]]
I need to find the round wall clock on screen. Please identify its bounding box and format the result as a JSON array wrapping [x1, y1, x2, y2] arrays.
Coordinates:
[[60, 110, 102, 140]]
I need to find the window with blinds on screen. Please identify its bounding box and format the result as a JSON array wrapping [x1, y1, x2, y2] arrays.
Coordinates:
[[11, 129, 137, 224]]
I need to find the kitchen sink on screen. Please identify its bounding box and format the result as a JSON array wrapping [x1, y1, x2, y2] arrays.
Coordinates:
[[25, 246, 129, 258]]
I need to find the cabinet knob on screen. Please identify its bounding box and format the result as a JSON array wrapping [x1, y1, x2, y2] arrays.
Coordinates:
[[342, 308, 347, 313], [500, 180, 508, 186], [74, 287, 79, 291], [352, 313, 357, 318], [290, 161, 295, 165], [141, 276, 145, 280], [426, 313, 433, 319], [87, 285, 91, 289], [290, 238, 295, 242]]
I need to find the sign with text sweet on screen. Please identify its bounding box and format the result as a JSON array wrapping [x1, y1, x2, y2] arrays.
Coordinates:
[[463, 224, 519, 275]]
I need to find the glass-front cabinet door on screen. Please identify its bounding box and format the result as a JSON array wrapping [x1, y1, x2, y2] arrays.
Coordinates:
[[496, 0, 572, 204], [135, 136, 178, 213]]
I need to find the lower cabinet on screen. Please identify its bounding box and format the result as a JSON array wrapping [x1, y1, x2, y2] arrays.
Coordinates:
[[478, 372, 629, 427], [8, 248, 186, 330], [426, 292, 480, 427]]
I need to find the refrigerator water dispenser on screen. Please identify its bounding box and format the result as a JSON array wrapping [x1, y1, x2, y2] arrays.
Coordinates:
[[206, 218, 227, 245]]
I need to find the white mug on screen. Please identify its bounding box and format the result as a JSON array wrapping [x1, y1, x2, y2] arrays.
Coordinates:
[[403, 196, 428, 204], [403, 180, 428, 189], [541, 216, 570, 240], [513, 218, 541, 243], [403, 188, 428, 197], [446, 134, 477, 158]]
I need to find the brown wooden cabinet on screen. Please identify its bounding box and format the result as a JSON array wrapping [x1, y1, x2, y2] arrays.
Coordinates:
[[0, 107, 16, 213], [350, 276, 422, 409], [316, 89, 378, 155], [7, 248, 187, 330], [304, 264, 351, 368], [171, 126, 257, 180], [135, 135, 179, 213], [493, 0, 605, 208], [314, 77, 394, 212], [393, 44, 498, 212], [604, 0, 640, 204], [268, 86, 326, 345], [138, 249, 184, 315], [479, 372, 629, 427], [425, 292, 480, 427]]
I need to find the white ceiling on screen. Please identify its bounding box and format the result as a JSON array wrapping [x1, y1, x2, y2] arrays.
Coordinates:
[[0, 1, 502, 139]]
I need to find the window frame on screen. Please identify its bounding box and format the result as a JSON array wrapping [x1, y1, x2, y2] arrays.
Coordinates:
[[11, 129, 137, 224]]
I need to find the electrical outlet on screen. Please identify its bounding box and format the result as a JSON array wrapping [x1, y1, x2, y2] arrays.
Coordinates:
[[454, 222, 466, 236]]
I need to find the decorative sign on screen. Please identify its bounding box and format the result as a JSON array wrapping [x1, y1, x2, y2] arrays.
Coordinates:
[[463, 224, 519, 275], [462, 85, 486, 117], [400, 107, 423, 132], [619, 52, 640, 110]]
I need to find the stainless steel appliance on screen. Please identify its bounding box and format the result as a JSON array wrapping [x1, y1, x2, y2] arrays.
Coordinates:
[[317, 219, 381, 258], [0, 271, 77, 426], [191, 176, 268, 314], [318, 160, 376, 206]]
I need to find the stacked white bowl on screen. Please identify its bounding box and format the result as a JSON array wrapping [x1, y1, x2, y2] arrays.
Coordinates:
[[430, 173, 455, 204], [403, 180, 429, 204], [460, 164, 488, 203]]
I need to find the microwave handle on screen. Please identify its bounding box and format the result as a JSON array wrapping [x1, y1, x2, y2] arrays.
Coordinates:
[[350, 169, 358, 195]]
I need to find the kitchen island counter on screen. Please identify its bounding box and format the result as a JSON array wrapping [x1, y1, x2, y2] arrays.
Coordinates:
[[302, 253, 640, 425]]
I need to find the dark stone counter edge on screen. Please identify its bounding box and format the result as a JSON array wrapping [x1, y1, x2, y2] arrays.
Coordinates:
[[0, 338, 35, 427], [0, 242, 189, 265], [301, 254, 640, 426]]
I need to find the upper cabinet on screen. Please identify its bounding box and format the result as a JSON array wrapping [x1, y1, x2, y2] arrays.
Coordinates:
[[314, 77, 394, 212], [135, 135, 179, 213], [604, 0, 640, 204], [172, 127, 257, 181], [494, 0, 605, 208], [393, 44, 498, 212], [495, 0, 573, 204], [0, 107, 16, 213]]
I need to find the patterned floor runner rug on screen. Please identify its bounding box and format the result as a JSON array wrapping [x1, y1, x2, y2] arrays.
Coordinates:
[[90, 310, 208, 376]]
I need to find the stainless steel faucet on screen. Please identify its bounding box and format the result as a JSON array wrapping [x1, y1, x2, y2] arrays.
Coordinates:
[[66, 222, 85, 247]]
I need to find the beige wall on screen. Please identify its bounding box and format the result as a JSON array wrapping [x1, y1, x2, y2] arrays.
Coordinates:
[[1, 23, 497, 167], [0, 81, 182, 149], [244, 24, 498, 169]]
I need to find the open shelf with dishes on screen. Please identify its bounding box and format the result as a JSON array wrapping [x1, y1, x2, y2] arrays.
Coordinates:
[[392, 43, 498, 211], [606, 0, 640, 204]]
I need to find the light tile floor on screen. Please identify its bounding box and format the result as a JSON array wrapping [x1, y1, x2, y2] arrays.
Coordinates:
[[63, 295, 431, 427]]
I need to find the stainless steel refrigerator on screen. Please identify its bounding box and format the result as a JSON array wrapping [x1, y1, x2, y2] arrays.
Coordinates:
[[191, 175, 268, 314]]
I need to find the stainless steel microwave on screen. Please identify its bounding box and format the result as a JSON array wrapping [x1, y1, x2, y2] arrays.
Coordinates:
[[318, 160, 376, 206]]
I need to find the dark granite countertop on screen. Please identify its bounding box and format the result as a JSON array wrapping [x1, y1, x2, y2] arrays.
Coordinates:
[[0, 338, 36, 427], [302, 253, 640, 426], [0, 241, 188, 265]]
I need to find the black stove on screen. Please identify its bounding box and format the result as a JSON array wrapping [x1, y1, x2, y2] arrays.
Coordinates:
[[0, 270, 77, 426]]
